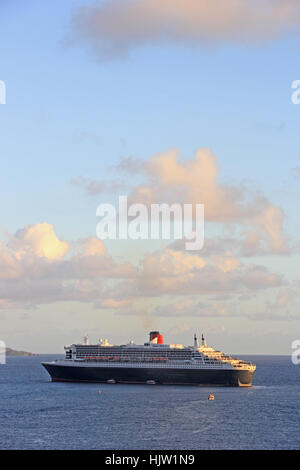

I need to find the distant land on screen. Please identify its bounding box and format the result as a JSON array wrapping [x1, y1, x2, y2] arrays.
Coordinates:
[[5, 347, 36, 356]]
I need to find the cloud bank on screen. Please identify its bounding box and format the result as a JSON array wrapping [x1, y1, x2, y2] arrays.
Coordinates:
[[0, 223, 135, 309], [0, 221, 284, 318], [102, 148, 287, 255], [71, 0, 300, 58]]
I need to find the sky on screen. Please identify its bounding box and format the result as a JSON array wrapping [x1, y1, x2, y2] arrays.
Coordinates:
[[1, 0, 300, 354]]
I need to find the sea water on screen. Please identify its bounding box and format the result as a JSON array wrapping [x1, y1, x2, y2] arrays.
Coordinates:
[[0, 355, 299, 450]]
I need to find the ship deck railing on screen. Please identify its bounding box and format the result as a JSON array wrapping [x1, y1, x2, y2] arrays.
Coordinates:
[[64, 359, 254, 370]]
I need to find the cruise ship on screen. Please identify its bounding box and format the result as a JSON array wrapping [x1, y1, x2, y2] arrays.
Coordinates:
[[42, 331, 256, 386]]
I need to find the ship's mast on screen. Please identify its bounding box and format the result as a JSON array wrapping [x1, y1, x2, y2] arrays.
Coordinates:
[[83, 333, 89, 345]]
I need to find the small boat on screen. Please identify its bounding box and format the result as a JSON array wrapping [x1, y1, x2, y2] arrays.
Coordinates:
[[107, 379, 116, 384], [208, 394, 215, 400], [146, 380, 156, 385]]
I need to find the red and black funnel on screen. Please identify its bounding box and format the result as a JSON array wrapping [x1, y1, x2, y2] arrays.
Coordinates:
[[149, 331, 164, 344]]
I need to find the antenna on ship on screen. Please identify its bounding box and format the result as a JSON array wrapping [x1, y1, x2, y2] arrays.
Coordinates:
[[83, 333, 89, 345]]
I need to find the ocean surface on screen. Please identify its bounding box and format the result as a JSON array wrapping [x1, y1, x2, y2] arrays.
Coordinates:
[[0, 355, 299, 450]]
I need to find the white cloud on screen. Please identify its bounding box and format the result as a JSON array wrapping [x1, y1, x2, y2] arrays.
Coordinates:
[[82, 237, 106, 257], [9, 223, 69, 260], [105, 246, 283, 300], [128, 148, 288, 254], [73, 148, 288, 255], [71, 0, 300, 59], [0, 221, 290, 324], [95, 298, 133, 309], [0, 223, 136, 309], [143, 249, 206, 277]]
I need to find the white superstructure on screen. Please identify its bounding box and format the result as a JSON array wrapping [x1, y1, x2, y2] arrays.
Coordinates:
[[62, 333, 256, 372]]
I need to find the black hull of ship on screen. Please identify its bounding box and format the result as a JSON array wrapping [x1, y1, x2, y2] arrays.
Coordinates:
[[42, 363, 254, 387]]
